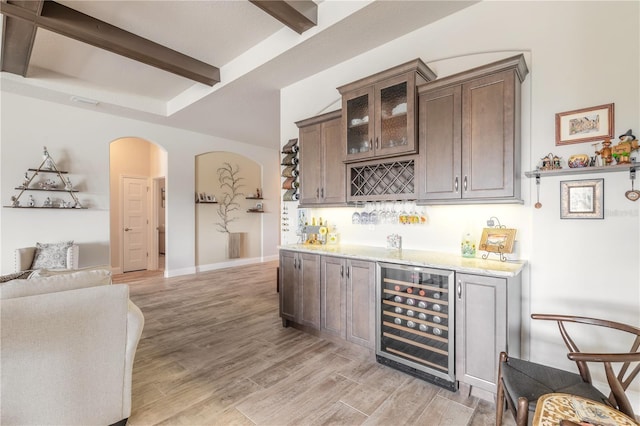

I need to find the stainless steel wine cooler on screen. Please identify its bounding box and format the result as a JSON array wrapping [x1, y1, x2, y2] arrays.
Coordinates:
[[376, 262, 456, 390]]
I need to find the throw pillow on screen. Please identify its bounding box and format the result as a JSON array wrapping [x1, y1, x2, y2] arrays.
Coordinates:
[[31, 241, 74, 269]]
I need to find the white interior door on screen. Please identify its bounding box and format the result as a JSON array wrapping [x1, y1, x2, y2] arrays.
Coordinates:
[[123, 176, 148, 272]]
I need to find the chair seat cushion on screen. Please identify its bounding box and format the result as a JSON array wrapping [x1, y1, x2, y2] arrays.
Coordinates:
[[501, 356, 609, 412]]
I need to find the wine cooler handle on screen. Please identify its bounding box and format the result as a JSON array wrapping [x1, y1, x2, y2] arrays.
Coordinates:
[[457, 280, 462, 299]]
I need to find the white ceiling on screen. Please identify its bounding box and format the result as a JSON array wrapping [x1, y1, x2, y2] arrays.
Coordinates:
[[0, 0, 478, 150]]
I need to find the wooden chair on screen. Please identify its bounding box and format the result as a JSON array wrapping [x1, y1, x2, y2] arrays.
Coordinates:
[[496, 314, 640, 426]]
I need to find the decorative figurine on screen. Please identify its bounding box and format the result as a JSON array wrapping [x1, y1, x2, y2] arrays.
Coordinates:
[[11, 196, 20, 207], [28, 195, 36, 207], [21, 172, 30, 188], [539, 153, 563, 170], [65, 177, 73, 191], [612, 129, 638, 163], [42, 146, 55, 170], [595, 138, 613, 165], [43, 197, 52, 207]]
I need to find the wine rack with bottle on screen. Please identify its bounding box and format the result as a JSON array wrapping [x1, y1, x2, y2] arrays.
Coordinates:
[[376, 263, 455, 390]]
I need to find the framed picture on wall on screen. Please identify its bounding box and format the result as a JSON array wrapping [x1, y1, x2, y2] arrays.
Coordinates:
[[560, 179, 604, 219], [555, 103, 614, 145]]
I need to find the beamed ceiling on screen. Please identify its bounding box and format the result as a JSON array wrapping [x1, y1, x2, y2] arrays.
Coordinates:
[[0, 0, 478, 150]]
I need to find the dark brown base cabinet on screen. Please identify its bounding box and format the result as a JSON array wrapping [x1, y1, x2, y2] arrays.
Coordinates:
[[280, 251, 376, 350], [455, 273, 521, 396], [280, 249, 522, 399], [418, 54, 529, 204], [279, 250, 321, 329]]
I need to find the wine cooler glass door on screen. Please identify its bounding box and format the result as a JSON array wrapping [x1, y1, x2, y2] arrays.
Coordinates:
[[377, 263, 455, 385]]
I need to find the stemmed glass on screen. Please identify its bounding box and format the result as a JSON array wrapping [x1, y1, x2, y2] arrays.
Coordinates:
[[360, 202, 369, 225], [369, 201, 379, 225]]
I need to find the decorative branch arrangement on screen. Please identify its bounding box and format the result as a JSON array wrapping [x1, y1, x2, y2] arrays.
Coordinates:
[[216, 162, 244, 233]]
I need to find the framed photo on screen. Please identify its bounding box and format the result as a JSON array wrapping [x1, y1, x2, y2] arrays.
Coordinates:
[[197, 192, 206, 202], [561, 179, 604, 219], [555, 103, 614, 145], [479, 228, 517, 254], [206, 194, 215, 202]]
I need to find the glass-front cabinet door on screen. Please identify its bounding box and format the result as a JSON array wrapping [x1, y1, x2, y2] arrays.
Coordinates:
[[344, 87, 374, 162], [375, 74, 417, 158]]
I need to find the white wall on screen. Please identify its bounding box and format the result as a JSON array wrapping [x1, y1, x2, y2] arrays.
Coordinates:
[[280, 1, 639, 405], [1, 93, 280, 276]]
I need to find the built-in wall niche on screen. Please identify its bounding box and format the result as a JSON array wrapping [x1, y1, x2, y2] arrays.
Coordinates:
[[195, 152, 262, 265]]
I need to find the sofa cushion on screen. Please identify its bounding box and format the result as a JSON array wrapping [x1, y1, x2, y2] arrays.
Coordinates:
[[29, 265, 112, 278], [0, 270, 33, 283], [31, 241, 74, 269], [0, 269, 111, 300]]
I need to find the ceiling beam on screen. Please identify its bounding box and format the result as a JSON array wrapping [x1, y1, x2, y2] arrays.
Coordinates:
[[250, 0, 317, 34], [1, 0, 44, 76], [0, 0, 220, 86]]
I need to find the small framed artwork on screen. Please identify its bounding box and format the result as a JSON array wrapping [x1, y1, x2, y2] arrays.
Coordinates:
[[198, 192, 206, 202], [479, 228, 517, 254], [561, 179, 604, 219], [555, 103, 614, 145], [255, 202, 263, 211], [206, 194, 215, 202]]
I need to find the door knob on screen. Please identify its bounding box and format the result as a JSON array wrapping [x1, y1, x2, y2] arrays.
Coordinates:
[[124, 227, 131, 231]]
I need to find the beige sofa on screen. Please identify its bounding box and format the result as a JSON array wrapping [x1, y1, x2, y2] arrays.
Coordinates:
[[0, 268, 144, 426]]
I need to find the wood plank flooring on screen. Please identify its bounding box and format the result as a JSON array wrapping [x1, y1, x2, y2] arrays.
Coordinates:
[[114, 261, 515, 426]]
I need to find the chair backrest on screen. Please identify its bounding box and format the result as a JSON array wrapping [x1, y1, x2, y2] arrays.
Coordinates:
[[14, 244, 79, 272], [532, 314, 640, 419]]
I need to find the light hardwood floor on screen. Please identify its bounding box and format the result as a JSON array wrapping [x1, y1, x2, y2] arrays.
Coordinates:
[[114, 261, 514, 426]]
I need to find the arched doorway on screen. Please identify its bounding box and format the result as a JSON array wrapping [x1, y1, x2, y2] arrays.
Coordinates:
[[109, 137, 167, 274]]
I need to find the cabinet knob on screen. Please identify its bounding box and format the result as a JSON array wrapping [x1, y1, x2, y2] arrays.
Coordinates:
[[457, 280, 462, 299], [316, 188, 320, 198], [124, 227, 131, 231], [454, 177, 459, 192], [320, 188, 324, 198], [464, 176, 468, 191], [340, 265, 344, 277]]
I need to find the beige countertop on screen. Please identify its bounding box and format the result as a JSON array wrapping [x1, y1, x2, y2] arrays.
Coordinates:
[[279, 244, 526, 278]]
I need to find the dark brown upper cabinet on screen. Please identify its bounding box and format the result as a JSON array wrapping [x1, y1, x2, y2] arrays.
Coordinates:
[[338, 59, 436, 163], [417, 55, 529, 204], [296, 110, 345, 207]]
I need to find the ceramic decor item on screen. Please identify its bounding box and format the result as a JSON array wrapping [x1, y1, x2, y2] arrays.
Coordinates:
[[568, 154, 590, 168]]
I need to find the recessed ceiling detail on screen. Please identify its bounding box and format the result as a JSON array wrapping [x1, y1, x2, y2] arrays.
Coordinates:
[[1, 0, 220, 85]]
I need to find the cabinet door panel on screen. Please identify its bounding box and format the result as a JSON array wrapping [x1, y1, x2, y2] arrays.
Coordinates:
[[462, 70, 516, 199], [321, 256, 346, 338], [455, 273, 506, 393], [299, 253, 321, 330], [279, 251, 298, 322], [299, 125, 323, 205], [419, 86, 462, 200], [346, 259, 376, 349], [322, 117, 346, 204], [375, 73, 417, 158], [344, 87, 375, 161]]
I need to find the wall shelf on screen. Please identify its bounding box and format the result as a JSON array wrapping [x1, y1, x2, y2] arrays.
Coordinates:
[[524, 162, 639, 178]]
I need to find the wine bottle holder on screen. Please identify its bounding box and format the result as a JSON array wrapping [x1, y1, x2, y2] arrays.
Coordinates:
[[349, 158, 415, 201], [281, 138, 299, 202]]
